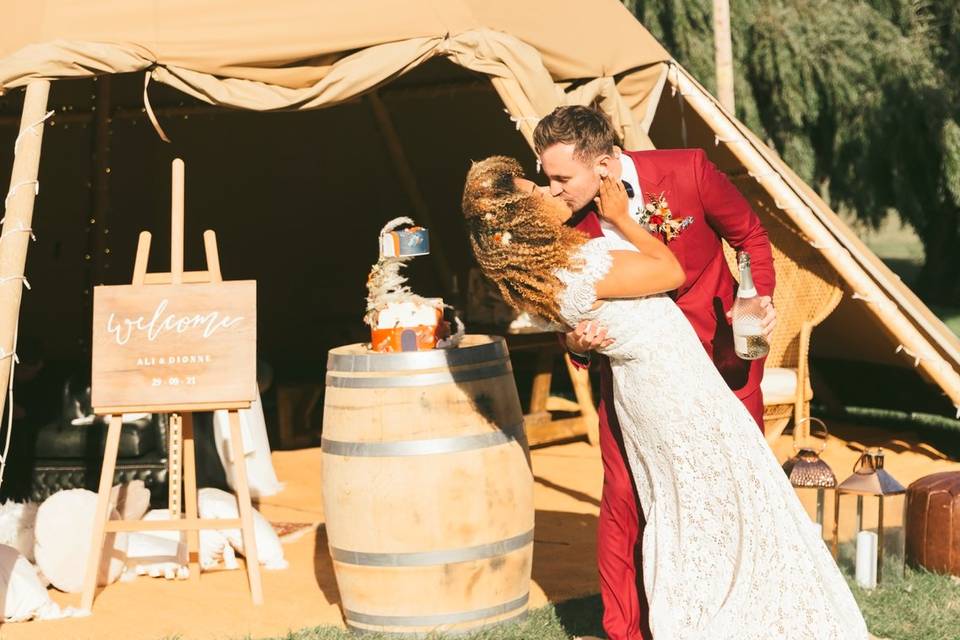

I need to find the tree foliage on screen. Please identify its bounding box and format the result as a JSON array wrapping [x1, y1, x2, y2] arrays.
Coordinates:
[[629, 0, 960, 303]]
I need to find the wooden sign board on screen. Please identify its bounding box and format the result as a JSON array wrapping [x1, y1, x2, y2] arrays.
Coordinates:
[[91, 281, 256, 413]]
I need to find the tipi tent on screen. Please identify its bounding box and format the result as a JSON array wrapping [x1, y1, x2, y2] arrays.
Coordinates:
[[0, 0, 957, 427]]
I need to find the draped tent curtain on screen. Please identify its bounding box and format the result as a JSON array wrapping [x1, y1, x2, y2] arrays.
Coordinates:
[[0, 30, 661, 150], [0, 1, 671, 147], [0, 0, 670, 90]]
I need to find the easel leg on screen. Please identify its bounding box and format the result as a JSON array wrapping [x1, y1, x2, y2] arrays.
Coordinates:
[[182, 413, 201, 581], [228, 409, 263, 605], [80, 415, 123, 612]]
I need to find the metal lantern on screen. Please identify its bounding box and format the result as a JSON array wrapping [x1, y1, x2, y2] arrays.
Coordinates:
[[782, 417, 836, 529], [831, 448, 906, 583]]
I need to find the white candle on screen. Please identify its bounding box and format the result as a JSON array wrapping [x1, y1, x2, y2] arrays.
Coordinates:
[[855, 530, 878, 589]]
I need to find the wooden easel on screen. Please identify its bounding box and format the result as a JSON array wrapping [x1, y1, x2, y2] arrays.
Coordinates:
[[81, 159, 263, 611]]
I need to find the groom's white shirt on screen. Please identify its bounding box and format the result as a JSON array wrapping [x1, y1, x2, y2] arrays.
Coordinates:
[[599, 152, 644, 246]]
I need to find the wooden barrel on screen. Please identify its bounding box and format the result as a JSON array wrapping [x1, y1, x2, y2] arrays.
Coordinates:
[[905, 471, 960, 576], [321, 335, 533, 636]]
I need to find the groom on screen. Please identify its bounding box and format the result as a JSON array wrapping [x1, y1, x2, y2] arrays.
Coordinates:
[[533, 106, 776, 640]]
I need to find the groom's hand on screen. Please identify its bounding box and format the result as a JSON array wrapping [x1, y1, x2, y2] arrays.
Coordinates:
[[758, 296, 777, 339], [565, 320, 614, 354], [725, 296, 777, 340]]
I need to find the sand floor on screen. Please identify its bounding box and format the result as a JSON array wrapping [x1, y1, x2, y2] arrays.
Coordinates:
[[2, 421, 956, 640]]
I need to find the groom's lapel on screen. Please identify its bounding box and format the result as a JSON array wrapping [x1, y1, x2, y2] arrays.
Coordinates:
[[633, 154, 676, 205], [632, 153, 687, 269]]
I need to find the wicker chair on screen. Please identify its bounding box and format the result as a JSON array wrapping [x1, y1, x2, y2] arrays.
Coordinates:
[[725, 175, 844, 444]]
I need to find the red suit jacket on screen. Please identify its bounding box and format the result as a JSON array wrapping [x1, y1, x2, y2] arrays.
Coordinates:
[[573, 148, 775, 397]]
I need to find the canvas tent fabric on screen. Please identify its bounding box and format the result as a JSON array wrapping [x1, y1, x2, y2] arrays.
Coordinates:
[[0, 0, 957, 416], [0, 0, 669, 149]]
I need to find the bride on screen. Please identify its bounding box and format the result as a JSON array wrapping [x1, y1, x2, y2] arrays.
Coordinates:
[[462, 156, 868, 640]]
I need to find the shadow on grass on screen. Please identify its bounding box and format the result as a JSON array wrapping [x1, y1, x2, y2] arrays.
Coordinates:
[[553, 594, 605, 638]]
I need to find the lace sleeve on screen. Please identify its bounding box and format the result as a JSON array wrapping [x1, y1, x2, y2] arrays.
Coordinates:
[[555, 238, 614, 323]]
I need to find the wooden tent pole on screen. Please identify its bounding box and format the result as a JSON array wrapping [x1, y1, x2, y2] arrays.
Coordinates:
[[367, 91, 454, 299], [171, 159, 185, 284], [0, 80, 50, 421]]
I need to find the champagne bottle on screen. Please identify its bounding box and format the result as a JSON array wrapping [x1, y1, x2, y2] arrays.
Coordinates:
[[732, 251, 770, 360]]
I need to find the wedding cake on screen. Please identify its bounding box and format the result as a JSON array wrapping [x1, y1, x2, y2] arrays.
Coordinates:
[[365, 218, 457, 353]]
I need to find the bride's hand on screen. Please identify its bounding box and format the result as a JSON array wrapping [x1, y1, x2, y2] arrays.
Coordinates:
[[594, 175, 630, 226]]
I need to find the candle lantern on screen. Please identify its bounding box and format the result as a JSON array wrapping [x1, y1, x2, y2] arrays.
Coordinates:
[[831, 448, 906, 584], [782, 417, 836, 531]]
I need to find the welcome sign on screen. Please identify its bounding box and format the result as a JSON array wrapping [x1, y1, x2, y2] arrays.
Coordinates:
[[91, 281, 256, 412]]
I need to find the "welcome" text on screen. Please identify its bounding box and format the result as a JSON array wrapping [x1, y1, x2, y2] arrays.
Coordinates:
[[106, 299, 244, 346]]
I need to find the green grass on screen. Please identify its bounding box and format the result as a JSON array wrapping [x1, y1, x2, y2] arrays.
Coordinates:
[[208, 562, 959, 640], [219, 599, 601, 640], [850, 567, 960, 640], [834, 541, 960, 640], [847, 565, 960, 640]]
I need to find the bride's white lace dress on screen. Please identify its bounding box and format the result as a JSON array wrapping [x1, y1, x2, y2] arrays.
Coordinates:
[[555, 236, 867, 640]]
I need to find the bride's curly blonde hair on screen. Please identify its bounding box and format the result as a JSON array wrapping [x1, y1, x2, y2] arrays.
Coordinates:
[[462, 156, 587, 324]]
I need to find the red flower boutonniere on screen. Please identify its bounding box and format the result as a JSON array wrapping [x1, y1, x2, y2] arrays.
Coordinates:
[[640, 193, 694, 242]]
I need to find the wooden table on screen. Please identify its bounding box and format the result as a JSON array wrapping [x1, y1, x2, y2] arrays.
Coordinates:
[[492, 331, 599, 448]]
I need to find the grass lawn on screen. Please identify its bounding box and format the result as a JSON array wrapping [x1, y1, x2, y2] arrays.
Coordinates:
[[849, 566, 960, 640], [227, 563, 960, 640], [221, 558, 960, 640], [168, 597, 605, 640]]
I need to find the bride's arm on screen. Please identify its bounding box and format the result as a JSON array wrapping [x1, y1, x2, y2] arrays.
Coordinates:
[[592, 176, 685, 300], [595, 249, 684, 300]]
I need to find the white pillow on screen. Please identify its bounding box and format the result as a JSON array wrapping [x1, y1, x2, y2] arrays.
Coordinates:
[[0, 544, 78, 621], [199, 529, 238, 570], [109, 480, 151, 522], [123, 510, 189, 580], [213, 392, 284, 498], [197, 488, 287, 569], [123, 510, 238, 576], [0, 500, 38, 563], [34, 489, 128, 593], [761, 367, 799, 405]]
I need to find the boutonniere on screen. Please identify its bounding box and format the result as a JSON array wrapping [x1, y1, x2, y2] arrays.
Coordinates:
[[640, 192, 694, 242]]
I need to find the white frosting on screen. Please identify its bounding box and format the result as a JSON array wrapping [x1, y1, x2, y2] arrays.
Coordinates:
[[375, 300, 440, 329]]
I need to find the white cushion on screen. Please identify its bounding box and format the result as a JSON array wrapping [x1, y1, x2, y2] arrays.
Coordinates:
[[762, 367, 799, 405], [0, 544, 77, 621], [34, 489, 128, 593], [213, 392, 284, 498], [124, 509, 189, 580], [197, 488, 287, 570], [0, 501, 38, 563]]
